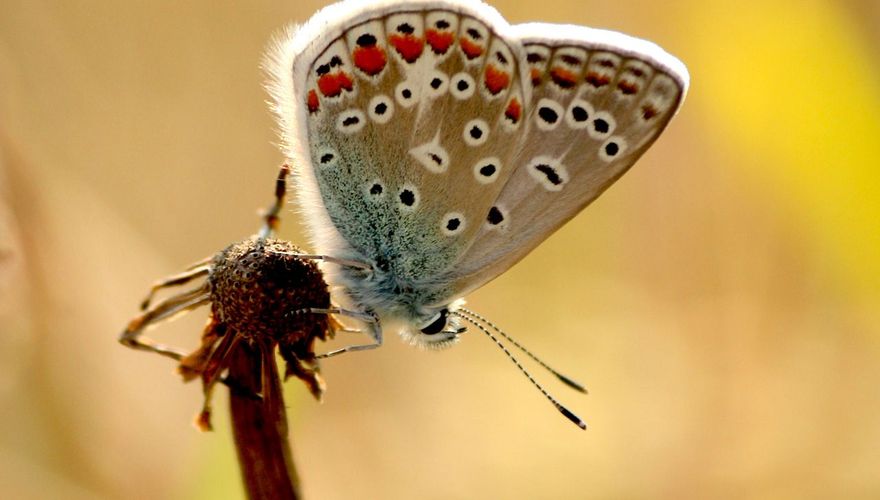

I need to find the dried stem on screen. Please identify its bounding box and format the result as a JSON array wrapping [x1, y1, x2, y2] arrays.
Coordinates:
[[121, 164, 315, 498], [227, 338, 301, 500]]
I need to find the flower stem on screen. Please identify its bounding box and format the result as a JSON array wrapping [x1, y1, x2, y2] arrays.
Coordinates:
[[228, 338, 301, 499]]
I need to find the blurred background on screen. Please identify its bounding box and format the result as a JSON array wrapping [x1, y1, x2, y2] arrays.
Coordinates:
[[1, 0, 879, 498]]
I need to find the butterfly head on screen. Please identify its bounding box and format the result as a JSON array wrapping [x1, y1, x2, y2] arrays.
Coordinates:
[[391, 300, 467, 350], [325, 257, 468, 349]]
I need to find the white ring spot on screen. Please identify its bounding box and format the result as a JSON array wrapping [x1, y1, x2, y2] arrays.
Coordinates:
[[472, 157, 501, 184], [336, 109, 366, 134], [565, 99, 595, 129], [485, 205, 508, 230], [463, 118, 489, 147], [364, 179, 386, 201], [440, 212, 466, 236], [409, 139, 449, 174], [397, 184, 420, 212], [450, 72, 476, 100], [315, 148, 338, 169], [395, 81, 419, 108], [425, 71, 449, 98], [527, 156, 568, 191], [535, 98, 564, 131], [587, 110, 616, 139], [599, 136, 628, 162], [368, 95, 394, 124]]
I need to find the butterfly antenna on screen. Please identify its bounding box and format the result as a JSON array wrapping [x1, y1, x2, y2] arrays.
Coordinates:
[[452, 312, 587, 430], [459, 308, 588, 394]]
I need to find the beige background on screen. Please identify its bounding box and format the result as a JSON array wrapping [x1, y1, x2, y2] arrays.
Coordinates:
[[2, 0, 879, 499]]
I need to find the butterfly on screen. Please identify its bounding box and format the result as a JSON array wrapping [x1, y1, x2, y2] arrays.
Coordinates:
[[267, 0, 687, 426]]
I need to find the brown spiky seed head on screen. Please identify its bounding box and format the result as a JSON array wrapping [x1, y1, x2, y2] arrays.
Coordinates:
[[208, 237, 330, 344]]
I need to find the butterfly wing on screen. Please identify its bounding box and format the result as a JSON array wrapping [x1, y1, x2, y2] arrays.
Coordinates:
[[269, 0, 531, 295], [269, 0, 687, 315], [446, 23, 689, 297]]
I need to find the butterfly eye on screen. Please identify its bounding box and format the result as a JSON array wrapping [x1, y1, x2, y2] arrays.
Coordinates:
[[420, 309, 449, 335]]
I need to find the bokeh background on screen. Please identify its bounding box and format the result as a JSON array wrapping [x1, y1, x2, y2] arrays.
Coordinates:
[[2, 0, 879, 498]]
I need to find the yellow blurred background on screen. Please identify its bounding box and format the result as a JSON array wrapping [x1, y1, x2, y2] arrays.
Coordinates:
[[2, 0, 879, 498]]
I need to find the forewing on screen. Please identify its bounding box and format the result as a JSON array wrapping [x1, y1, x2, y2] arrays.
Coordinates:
[[449, 23, 689, 296], [270, 0, 529, 286]]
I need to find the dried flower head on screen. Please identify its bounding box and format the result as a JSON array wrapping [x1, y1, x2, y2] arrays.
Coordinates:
[[120, 165, 337, 430]]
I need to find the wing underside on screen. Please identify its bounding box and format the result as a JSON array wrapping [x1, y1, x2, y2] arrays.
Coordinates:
[[448, 23, 688, 297], [268, 0, 688, 304]]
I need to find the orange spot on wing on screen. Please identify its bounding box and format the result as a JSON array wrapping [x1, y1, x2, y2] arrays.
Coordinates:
[[426, 30, 454, 54], [389, 34, 424, 63], [549, 67, 578, 89], [352, 46, 387, 76], [530, 68, 543, 86], [617, 80, 639, 95], [504, 97, 522, 123], [307, 89, 319, 113], [317, 72, 354, 98], [459, 37, 484, 59], [484, 64, 510, 95], [585, 72, 611, 88], [641, 104, 658, 120]]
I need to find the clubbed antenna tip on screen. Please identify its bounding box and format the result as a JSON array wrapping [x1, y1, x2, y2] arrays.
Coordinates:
[[555, 373, 588, 394], [453, 309, 589, 431], [557, 404, 588, 430]]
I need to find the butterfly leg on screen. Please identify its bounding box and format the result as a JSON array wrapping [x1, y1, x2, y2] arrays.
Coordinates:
[[295, 307, 383, 358], [139, 263, 212, 310], [257, 163, 291, 239], [316, 336, 382, 358], [324, 313, 361, 335], [119, 283, 211, 360]]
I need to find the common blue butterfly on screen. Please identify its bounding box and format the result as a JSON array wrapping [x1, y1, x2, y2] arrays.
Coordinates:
[[267, 0, 688, 427]]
